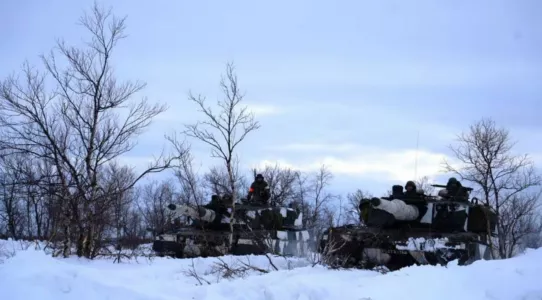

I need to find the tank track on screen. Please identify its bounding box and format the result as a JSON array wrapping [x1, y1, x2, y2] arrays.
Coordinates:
[[319, 225, 491, 270]]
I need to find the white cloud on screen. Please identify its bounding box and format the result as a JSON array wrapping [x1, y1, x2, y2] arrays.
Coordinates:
[[245, 103, 285, 116], [256, 143, 461, 183], [152, 102, 284, 124], [270, 143, 361, 153], [250, 159, 301, 171]]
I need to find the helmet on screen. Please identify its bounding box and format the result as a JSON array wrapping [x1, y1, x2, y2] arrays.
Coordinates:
[[405, 181, 416, 189], [447, 177, 460, 189]]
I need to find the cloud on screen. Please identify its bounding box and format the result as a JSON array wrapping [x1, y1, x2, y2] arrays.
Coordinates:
[[255, 143, 459, 184], [152, 101, 284, 124], [245, 102, 285, 116], [531, 153, 542, 165], [268, 143, 363, 153], [250, 159, 301, 171]]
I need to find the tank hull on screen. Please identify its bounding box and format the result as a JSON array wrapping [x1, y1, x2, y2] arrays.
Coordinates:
[[319, 225, 492, 270], [152, 227, 311, 258]]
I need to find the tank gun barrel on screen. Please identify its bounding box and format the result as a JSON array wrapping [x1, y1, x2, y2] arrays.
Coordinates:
[[167, 203, 217, 223], [430, 184, 473, 192]]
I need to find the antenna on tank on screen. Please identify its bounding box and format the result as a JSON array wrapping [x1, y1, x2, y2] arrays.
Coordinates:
[[414, 130, 420, 180]]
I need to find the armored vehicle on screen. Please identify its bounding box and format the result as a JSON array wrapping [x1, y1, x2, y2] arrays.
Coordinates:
[[319, 183, 498, 271], [152, 197, 310, 258]]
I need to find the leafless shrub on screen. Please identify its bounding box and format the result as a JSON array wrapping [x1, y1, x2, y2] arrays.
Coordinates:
[[307, 232, 348, 268], [184, 259, 211, 285], [184, 255, 279, 286], [0, 239, 42, 263], [0, 242, 17, 263], [209, 257, 270, 279]]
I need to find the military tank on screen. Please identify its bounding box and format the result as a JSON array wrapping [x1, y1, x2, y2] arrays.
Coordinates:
[[152, 196, 310, 258], [319, 184, 498, 271]]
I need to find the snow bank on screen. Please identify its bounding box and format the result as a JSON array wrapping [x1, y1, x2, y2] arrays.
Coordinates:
[[1, 238, 541, 300]]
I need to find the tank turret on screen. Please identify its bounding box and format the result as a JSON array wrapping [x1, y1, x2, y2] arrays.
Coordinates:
[[165, 201, 304, 231]]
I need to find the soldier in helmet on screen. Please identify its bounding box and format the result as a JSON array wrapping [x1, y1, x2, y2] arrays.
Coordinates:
[[247, 173, 270, 205], [438, 177, 469, 202], [388, 181, 419, 200], [404, 180, 421, 198]]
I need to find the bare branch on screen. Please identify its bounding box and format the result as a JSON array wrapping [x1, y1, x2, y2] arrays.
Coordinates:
[[442, 118, 542, 258], [175, 61, 261, 251], [0, 2, 178, 258], [253, 163, 300, 206]]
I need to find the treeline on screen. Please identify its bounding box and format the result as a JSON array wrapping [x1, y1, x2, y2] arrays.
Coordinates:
[[0, 151, 340, 257], [1, 2, 541, 260], [0, 3, 343, 258]]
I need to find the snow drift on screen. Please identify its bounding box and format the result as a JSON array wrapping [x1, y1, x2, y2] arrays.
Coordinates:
[[1, 239, 541, 300]]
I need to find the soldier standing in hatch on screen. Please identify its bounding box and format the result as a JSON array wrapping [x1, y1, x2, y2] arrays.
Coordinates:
[[247, 174, 271, 205], [446, 177, 469, 202], [404, 181, 421, 198]]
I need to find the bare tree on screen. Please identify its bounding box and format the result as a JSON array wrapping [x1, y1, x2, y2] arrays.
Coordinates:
[[326, 196, 343, 227], [202, 164, 248, 199], [252, 163, 300, 205], [181, 62, 260, 250], [100, 163, 137, 258], [166, 137, 202, 205], [442, 118, 542, 258], [289, 165, 337, 250], [344, 189, 373, 225], [137, 179, 178, 237], [414, 176, 435, 195], [0, 159, 25, 238], [496, 193, 542, 257], [520, 223, 542, 250], [0, 2, 179, 257], [307, 165, 336, 227]]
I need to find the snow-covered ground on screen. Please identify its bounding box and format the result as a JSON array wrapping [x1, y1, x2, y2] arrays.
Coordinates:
[[1, 239, 541, 300]]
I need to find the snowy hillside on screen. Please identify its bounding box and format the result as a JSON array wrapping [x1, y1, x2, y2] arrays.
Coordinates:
[[1, 239, 541, 300]]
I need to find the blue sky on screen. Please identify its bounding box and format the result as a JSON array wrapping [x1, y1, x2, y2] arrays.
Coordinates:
[[1, 0, 541, 196]]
